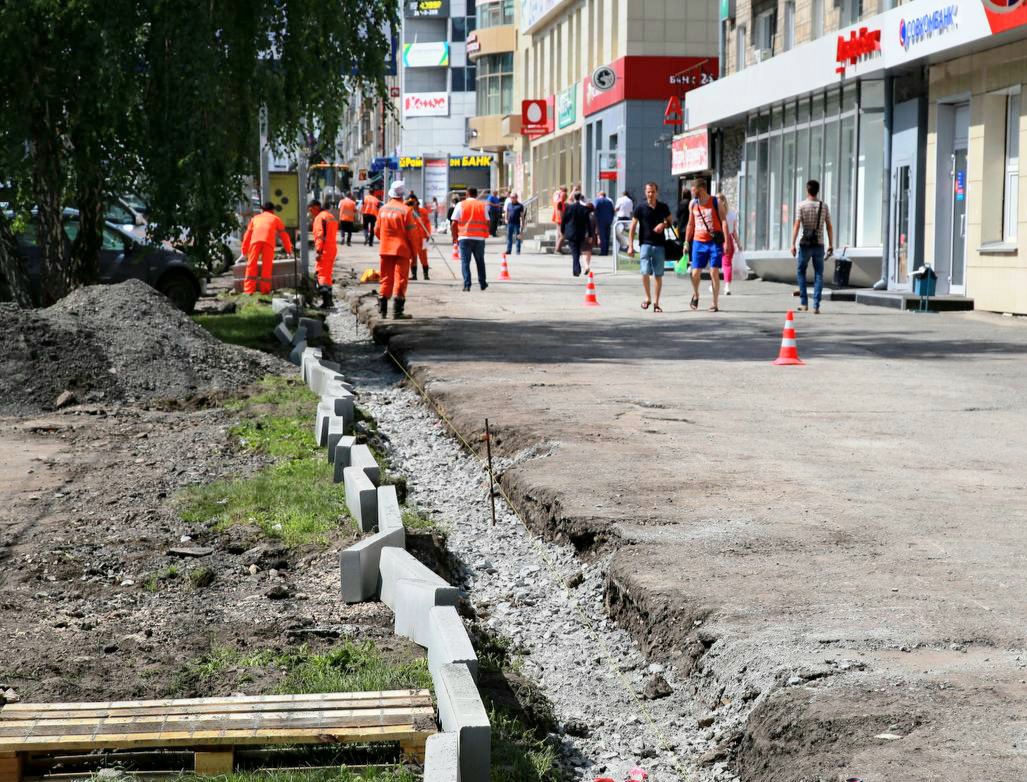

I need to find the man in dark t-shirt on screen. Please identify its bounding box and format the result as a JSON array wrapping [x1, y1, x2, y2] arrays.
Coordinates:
[[627, 182, 672, 312]]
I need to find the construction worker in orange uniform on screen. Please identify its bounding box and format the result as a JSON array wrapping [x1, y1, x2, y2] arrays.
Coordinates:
[[374, 180, 418, 320], [406, 194, 431, 281], [308, 199, 339, 309], [241, 202, 294, 294], [338, 192, 357, 247], [361, 191, 381, 247], [452, 186, 490, 291]]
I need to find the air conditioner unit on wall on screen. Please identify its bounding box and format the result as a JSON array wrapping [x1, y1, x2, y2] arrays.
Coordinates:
[[756, 48, 773, 63]]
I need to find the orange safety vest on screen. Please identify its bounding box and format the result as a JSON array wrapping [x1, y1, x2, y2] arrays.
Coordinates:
[[242, 210, 293, 255], [415, 206, 431, 240], [375, 199, 417, 257], [362, 194, 380, 217], [312, 209, 338, 252], [339, 197, 356, 221], [457, 198, 489, 240]]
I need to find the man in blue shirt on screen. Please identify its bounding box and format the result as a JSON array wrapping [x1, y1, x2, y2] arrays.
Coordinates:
[[505, 192, 525, 255], [592, 191, 615, 256], [487, 190, 503, 237]]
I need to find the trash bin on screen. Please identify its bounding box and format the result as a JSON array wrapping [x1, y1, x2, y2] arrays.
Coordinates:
[[912, 265, 938, 297], [833, 254, 853, 287]]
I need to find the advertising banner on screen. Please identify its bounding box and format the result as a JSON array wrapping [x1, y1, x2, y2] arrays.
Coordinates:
[[404, 92, 450, 118], [671, 129, 710, 175], [424, 158, 449, 206], [403, 42, 450, 68], [582, 56, 718, 117], [405, 0, 450, 17], [557, 84, 577, 129]]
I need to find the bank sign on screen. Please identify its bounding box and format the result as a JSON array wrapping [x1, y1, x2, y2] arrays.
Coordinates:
[[899, 4, 959, 48], [405, 0, 450, 17]]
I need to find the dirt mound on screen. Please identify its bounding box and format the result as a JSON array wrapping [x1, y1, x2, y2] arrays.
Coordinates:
[[0, 280, 284, 414]]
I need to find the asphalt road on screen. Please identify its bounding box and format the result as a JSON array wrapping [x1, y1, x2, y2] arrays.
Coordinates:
[[335, 236, 1027, 781]]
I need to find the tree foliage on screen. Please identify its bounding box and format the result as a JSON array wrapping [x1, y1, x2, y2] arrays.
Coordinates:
[[0, 0, 397, 306]]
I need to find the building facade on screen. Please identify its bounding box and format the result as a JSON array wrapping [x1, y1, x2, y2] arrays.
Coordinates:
[[686, 0, 1027, 312], [516, 0, 720, 219]]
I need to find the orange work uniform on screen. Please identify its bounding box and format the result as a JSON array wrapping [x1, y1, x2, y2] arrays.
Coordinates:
[[374, 198, 417, 299], [338, 197, 357, 246], [241, 210, 293, 294], [415, 206, 431, 269], [311, 208, 339, 286], [362, 193, 381, 247]]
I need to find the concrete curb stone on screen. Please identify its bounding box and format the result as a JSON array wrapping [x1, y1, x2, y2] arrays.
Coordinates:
[[288, 340, 307, 366], [332, 436, 358, 480], [434, 663, 490, 782], [273, 323, 293, 346], [290, 326, 308, 347], [427, 606, 478, 683], [326, 420, 351, 464], [378, 547, 451, 609], [377, 485, 404, 534], [297, 317, 324, 338], [339, 526, 405, 603], [349, 443, 381, 485], [423, 733, 460, 782], [394, 578, 460, 647], [344, 466, 378, 533]]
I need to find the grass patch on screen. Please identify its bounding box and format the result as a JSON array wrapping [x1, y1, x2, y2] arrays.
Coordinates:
[[193, 295, 279, 351], [177, 376, 348, 547], [178, 642, 431, 696], [143, 565, 180, 592], [215, 771, 416, 782], [488, 706, 562, 782], [400, 506, 440, 533]]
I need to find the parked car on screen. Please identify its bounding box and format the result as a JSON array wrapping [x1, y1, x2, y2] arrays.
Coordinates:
[[3, 208, 204, 312]]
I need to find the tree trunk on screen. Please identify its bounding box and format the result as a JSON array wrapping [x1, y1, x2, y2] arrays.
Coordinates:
[[0, 214, 36, 308], [70, 176, 104, 287], [31, 106, 69, 307]]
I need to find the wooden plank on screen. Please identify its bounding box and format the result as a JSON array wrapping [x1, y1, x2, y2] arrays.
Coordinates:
[[0, 725, 433, 753], [1, 695, 432, 722], [0, 707, 436, 738], [0, 690, 429, 715], [194, 747, 234, 776], [399, 738, 427, 765], [0, 752, 22, 782]]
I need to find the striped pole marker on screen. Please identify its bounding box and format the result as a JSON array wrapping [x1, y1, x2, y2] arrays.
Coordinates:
[[772, 310, 805, 365]]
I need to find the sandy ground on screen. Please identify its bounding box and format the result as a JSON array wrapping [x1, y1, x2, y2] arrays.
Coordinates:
[[334, 237, 1027, 781]]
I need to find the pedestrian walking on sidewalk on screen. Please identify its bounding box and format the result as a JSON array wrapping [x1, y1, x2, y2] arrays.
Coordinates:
[[431, 196, 440, 231], [447, 195, 460, 245], [561, 192, 591, 277], [593, 191, 614, 256], [581, 202, 600, 275], [338, 192, 357, 246], [552, 185, 568, 227], [487, 190, 503, 237], [241, 202, 294, 295], [452, 187, 490, 291], [307, 199, 339, 309], [626, 182, 672, 312], [791, 179, 834, 314], [505, 193, 524, 255], [684, 177, 727, 312], [718, 192, 743, 296], [375, 180, 418, 320], [361, 191, 380, 247]]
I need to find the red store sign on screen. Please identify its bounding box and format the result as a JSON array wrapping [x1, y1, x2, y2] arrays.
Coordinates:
[[835, 26, 882, 75], [582, 56, 717, 117], [521, 97, 555, 137]]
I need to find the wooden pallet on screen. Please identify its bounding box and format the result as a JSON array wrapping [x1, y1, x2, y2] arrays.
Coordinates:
[[0, 690, 435, 781]]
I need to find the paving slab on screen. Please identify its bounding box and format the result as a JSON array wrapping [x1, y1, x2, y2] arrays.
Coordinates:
[[337, 241, 1027, 780]]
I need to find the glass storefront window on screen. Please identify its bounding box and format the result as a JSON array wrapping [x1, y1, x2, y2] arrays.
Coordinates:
[[809, 122, 823, 183], [811, 94, 824, 120], [862, 80, 885, 110], [826, 87, 840, 115], [857, 101, 885, 246], [795, 127, 809, 230], [838, 114, 856, 247], [784, 101, 796, 127], [823, 118, 839, 220], [756, 138, 769, 249], [797, 97, 810, 124], [771, 105, 783, 130], [745, 140, 758, 248], [782, 131, 796, 248], [769, 133, 783, 249], [757, 111, 770, 134]]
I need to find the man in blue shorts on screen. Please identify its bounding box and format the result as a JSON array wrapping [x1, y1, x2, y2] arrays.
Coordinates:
[[626, 182, 672, 313], [685, 177, 727, 312]]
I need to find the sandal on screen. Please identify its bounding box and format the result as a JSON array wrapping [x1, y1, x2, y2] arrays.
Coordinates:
[[653, 304, 663, 313], [709, 305, 719, 312], [690, 295, 699, 311], [641, 300, 651, 310]]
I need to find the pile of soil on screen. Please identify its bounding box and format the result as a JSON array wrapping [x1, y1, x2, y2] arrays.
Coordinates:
[[0, 280, 284, 414]]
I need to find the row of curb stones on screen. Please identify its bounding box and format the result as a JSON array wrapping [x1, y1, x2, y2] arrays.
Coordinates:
[[287, 315, 490, 782], [274, 299, 326, 366]]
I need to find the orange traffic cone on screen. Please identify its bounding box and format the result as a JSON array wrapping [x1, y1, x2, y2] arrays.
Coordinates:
[[772, 310, 805, 365], [584, 271, 600, 307], [451, 242, 460, 260], [498, 254, 512, 281]]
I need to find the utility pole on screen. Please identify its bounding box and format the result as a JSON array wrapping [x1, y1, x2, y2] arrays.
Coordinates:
[[258, 105, 270, 203], [297, 149, 309, 288]]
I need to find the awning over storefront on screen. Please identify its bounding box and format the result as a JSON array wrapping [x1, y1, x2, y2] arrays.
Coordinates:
[[686, 0, 1027, 128]]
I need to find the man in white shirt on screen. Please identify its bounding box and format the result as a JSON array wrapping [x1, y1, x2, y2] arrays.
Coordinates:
[[615, 191, 634, 220]]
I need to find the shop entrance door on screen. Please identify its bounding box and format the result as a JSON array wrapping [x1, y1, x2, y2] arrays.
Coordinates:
[[889, 99, 920, 290], [935, 102, 970, 295]]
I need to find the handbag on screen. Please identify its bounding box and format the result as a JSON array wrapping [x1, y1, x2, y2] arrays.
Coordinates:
[[696, 197, 725, 246], [664, 224, 684, 261], [799, 201, 824, 247]]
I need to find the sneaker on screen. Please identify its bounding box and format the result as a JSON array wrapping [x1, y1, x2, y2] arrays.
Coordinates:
[[480, 282, 489, 291], [463, 286, 471, 292]]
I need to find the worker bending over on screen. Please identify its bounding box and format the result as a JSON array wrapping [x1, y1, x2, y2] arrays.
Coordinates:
[[375, 181, 418, 320], [241, 202, 293, 294]]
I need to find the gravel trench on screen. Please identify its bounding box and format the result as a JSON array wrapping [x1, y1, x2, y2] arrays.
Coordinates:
[[326, 307, 746, 782]]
